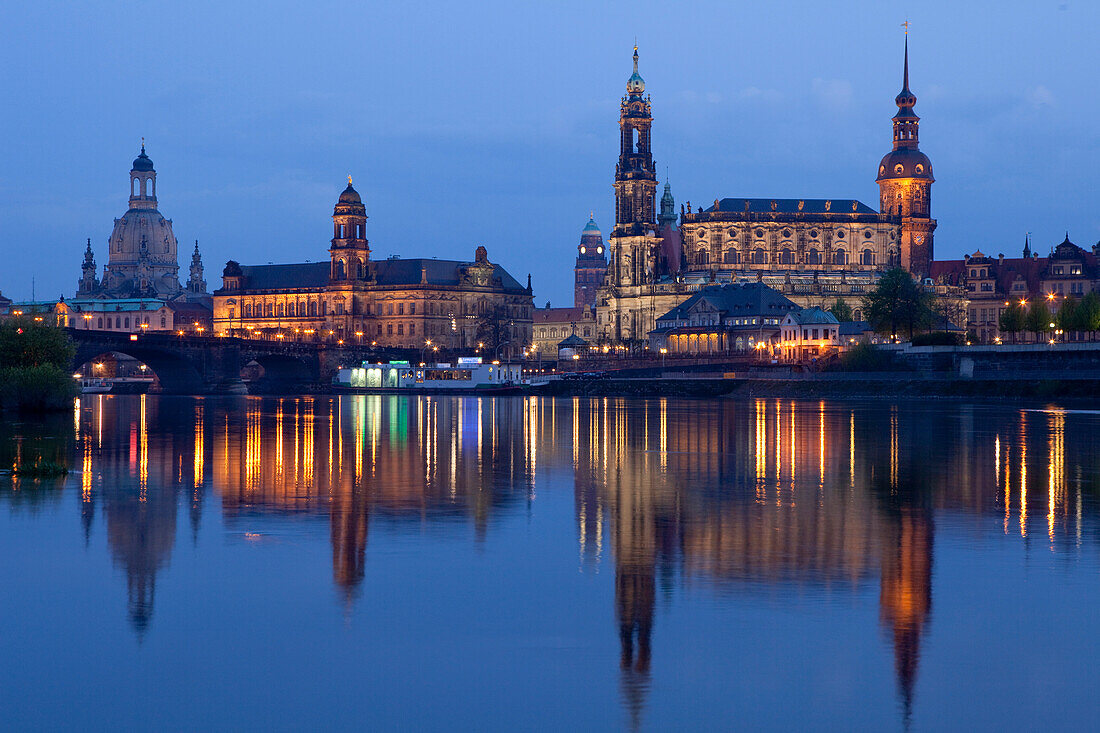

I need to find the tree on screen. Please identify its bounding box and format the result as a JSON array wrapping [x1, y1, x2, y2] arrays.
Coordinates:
[[1078, 292, 1100, 339], [828, 298, 853, 322], [998, 302, 1026, 343], [1056, 297, 1079, 335], [0, 317, 75, 368], [861, 268, 935, 340], [1025, 300, 1052, 340], [475, 305, 513, 357]]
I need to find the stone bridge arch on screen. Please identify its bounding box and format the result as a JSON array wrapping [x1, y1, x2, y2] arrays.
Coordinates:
[[69, 331, 243, 394]]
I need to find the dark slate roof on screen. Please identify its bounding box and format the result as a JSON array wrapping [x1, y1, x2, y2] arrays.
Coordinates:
[[240, 262, 330, 290], [839, 320, 872, 336], [373, 258, 526, 291], [702, 198, 877, 215], [558, 333, 589, 347], [656, 282, 800, 323], [234, 258, 527, 292]]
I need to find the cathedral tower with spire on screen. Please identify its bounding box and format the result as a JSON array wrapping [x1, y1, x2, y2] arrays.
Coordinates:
[[601, 45, 669, 341], [876, 34, 936, 277]]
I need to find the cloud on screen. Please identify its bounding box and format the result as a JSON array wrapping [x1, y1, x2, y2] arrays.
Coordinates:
[[811, 78, 854, 112], [738, 86, 783, 103]]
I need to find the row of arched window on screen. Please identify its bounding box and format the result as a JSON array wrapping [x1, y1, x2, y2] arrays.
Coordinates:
[[243, 300, 327, 319], [692, 248, 878, 266]]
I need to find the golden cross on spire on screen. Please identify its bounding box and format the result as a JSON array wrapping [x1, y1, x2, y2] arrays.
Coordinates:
[[901, 20, 910, 35], [590, 210, 594, 220], [348, 174, 353, 185]]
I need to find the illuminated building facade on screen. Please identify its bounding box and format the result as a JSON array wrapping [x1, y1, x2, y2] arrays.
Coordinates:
[[647, 282, 801, 354], [212, 180, 534, 353], [574, 215, 608, 308], [931, 234, 1100, 342], [596, 39, 940, 345]]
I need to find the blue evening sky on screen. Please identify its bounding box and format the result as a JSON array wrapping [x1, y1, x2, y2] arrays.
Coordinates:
[[0, 0, 1095, 305]]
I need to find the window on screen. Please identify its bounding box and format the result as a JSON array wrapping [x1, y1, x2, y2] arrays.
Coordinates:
[[780, 249, 792, 265], [277, 303, 284, 318], [409, 303, 416, 315], [861, 249, 875, 266], [753, 248, 766, 265], [833, 250, 847, 266], [244, 303, 252, 318], [696, 249, 708, 265], [336, 302, 344, 315], [265, 303, 273, 317], [99, 317, 104, 328], [808, 249, 820, 265], [387, 324, 393, 335], [386, 303, 393, 315], [724, 249, 739, 265], [309, 301, 318, 316], [335, 260, 346, 279], [409, 324, 415, 335], [124, 317, 130, 328], [397, 324, 404, 335], [398, 303, 404, 315]]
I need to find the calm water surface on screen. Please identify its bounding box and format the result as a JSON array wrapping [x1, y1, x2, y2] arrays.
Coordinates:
[[2, 395, 1099, 731]]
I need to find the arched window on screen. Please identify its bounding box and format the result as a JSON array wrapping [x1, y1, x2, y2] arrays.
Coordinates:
[[309, 301, 317, 317], [753, 248, 767, 265], [265, 303, 273, 317], [356, 259, 364, 279], [696, 248, 708, 265], [808, 249, 820, 265], [780, 249, 792, 265], [833, 250, 847, 266], [724, 249, 739, 265], [244, 303, 252, 318], [335, 260, 346, 280], [861, 249, 875, 266]]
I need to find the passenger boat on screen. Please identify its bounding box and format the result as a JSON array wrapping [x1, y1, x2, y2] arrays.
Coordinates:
[[80, 377, 113, 394], [333, 358, 528, 394]]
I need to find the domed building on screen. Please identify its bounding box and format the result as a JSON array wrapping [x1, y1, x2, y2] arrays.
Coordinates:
[[62, 145, 212, 335], [574, 214, 607, 308], [76, 144, 208, 302]]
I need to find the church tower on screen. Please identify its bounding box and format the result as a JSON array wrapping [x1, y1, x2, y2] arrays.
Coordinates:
[[876, 35, 936, 277], [575, 215, 608, 307], [329, 177, 370, 281], [188, 241, 207, 294], [603, 45, 663, 340], [78, 238, 99, 295]]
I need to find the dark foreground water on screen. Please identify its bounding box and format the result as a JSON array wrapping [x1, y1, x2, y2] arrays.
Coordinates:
[[2, 395, 1099, 731]]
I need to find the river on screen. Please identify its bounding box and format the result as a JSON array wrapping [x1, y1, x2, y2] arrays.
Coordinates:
[[2, 395, 1098, 730]]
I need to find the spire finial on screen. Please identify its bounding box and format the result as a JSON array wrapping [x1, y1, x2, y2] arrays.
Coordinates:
[[348, 174, 353, 186], [903, 31, 909, 91], [633, 41, 639, 72], [140, 136, 145, 153]]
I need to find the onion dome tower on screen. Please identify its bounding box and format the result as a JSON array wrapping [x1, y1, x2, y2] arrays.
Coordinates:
[[876, 34, 936, 277], [575, 214, 608, 307], [329, 176, 370, 281]]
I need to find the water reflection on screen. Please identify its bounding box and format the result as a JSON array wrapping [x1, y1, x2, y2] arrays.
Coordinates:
[[3, 396, 1100, 728]]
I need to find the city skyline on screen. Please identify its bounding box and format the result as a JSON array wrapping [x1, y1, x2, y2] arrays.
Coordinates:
[[1, 1, 1097, 306]]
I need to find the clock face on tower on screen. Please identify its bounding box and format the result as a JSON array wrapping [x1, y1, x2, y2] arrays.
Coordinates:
[[915, 235, 924, 245]]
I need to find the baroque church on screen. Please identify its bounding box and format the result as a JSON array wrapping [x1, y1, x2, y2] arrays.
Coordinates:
[[59, 145, 212, 335], [77, 144, 209, 302], [596, 39, 938, 343]]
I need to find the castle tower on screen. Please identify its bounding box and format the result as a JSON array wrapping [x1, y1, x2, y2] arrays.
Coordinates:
[[78, 238, 99, 295], [188, 241, 207, 294], [876, 35, 936, 277], [574, 214, 608, 307], [656, 181, 682, 275], [329, 176, 370, 281]]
